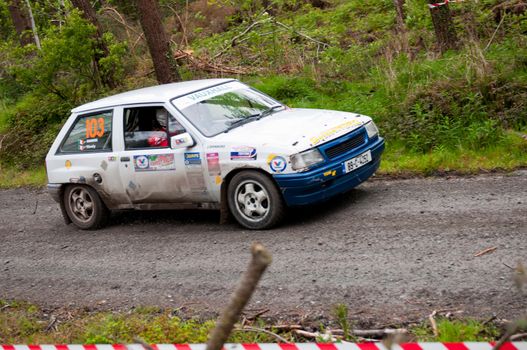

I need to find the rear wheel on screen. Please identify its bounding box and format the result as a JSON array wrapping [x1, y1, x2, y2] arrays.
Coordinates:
[[228, 171, 285, 230], [63, 185, 109, 230]]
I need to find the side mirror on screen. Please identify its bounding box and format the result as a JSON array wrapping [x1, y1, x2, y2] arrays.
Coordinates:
[[170, 132, 195, 149]]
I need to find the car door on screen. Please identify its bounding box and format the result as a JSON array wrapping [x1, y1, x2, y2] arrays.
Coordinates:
[[116, 104, 210, 205]]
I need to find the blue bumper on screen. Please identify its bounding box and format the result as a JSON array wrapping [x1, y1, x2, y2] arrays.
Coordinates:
[[274, 135, 385, 207]]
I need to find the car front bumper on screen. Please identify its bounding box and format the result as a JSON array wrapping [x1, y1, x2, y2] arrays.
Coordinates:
[[273, 136, 385, 206]]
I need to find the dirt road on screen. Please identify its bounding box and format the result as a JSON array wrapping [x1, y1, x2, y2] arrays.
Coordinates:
[[1, 172, 526, 324]]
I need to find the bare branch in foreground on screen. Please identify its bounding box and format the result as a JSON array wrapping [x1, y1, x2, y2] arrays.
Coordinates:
[[206, 242, 272, 350]]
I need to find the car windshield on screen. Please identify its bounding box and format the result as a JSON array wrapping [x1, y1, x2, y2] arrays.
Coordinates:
[[171, 82, 283, 137]]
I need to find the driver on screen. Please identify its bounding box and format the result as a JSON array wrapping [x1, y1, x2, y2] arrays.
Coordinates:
[[148, 108, 169, 147]]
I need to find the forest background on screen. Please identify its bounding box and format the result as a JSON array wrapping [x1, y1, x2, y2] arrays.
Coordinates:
[[0, 0, 526, 186]]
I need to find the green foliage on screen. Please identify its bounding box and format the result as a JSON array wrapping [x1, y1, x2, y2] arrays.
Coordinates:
[[332, 304, 353, 341], [9, 10, 98, 100], [0, 300, 284, 343], [412, 318, 500, 342], [1, 0, 526, 174], [0, 93, 72, 168], [99, 31, 128, 84], [0, 0, 14, 41]]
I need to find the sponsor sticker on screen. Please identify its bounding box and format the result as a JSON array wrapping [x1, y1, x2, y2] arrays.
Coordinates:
[[172, 81, 246, 110], [206, 152, 221, 176], [310, 119, 363, 145], [134, 154, 176, 172], [79, 144, 97, 151], [184, 152, 202, 166], [269, 156, 287, 173], [65, 160, 72, 169], [174, 137, 186, 145], [79, 138, 98, 145], [230, 146, 257, 161], [108, 156, 117, 162]]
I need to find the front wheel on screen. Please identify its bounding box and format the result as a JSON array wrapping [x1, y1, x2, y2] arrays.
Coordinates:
[[63, 185, 109, 230], [228, 171, 285, 230]]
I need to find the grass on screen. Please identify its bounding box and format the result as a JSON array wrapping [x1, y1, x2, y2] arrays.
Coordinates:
[[0, 300, 504, 344], [0, 99, 10, 133], [0, 166, 47, 189], [380, 132, 527, 176], [0, 300, 284, 344], [411, 318, 500, 342]]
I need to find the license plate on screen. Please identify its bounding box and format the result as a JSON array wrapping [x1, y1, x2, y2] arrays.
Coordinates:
[[343, 150, 372, 173]]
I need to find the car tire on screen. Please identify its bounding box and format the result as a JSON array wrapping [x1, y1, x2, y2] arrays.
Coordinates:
[[228, 171, 285, 230], [63, 185, 109, 230]]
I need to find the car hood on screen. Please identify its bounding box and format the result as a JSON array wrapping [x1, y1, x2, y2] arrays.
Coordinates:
[[211, 108, 371, 153]]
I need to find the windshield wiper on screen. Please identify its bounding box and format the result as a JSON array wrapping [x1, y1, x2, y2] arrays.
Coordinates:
[[256, 105, 283, 120], [224, 116, 259, 133], [223, 105, 283, 133]]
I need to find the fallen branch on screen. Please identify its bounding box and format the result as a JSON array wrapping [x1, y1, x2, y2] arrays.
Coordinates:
[[474, 247, 498, 257], [294, 329, 339, 342], [174, 49, 252, 75], [245, 308, 270, 320], [44, 315, 57, 332], [482, 314, 498, 326], [213, 18, 272, 59], [429, 310, 439, 337], [332, 328, 408, 337], [503, 262, 515, 270], [273, 20, 330, 48], [234, 326, 288, 343], [266, 324, 303, 331], [485, 11, 507, 51], [0, 304, 10, 311], [511, 333, 527, 340]]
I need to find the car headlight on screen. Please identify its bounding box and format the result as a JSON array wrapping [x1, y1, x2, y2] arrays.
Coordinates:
[[365, 120, 379, 139], [291, 148, 325, 171]]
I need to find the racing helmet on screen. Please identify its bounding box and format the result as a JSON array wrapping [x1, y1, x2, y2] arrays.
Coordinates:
[[155, 108, 168, 129]]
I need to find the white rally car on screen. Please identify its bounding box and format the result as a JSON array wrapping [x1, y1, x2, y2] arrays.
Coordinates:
[[46, 79, 385, 230]]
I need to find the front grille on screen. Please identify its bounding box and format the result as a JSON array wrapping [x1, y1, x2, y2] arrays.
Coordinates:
[[325, 132, 366, 159]]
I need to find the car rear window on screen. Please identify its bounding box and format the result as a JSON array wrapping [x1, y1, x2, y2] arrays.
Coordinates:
[[59, 111, 113, 153]]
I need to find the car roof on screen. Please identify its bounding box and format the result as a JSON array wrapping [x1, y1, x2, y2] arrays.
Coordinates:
[[71, 78, 236, 113]]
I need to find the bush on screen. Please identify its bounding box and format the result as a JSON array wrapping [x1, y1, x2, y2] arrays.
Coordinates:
[[0, 94, 72, 168]]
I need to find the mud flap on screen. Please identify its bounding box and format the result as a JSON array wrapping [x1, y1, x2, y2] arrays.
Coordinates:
[[59, 193, 72, 225], [219, 181, 231, 225]]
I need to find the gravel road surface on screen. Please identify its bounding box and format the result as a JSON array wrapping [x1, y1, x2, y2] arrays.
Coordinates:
[[1, 172, 526, 324]]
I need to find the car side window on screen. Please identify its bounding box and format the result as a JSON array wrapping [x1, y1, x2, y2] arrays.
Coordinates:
[[59, 111, 113, 153], [124, 107, 186, 150]]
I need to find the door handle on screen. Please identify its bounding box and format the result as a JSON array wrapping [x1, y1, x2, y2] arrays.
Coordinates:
[[120, 156, 130, 162]]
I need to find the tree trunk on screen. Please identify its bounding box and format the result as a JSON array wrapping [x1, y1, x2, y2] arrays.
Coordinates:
[[427, 1, 458, 53], [136, 0, 181, 84], [71, 0, 116, 88], [393, 0, 406, 30], [7, 0, 33, 46], [24, 0, 40, 49]]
